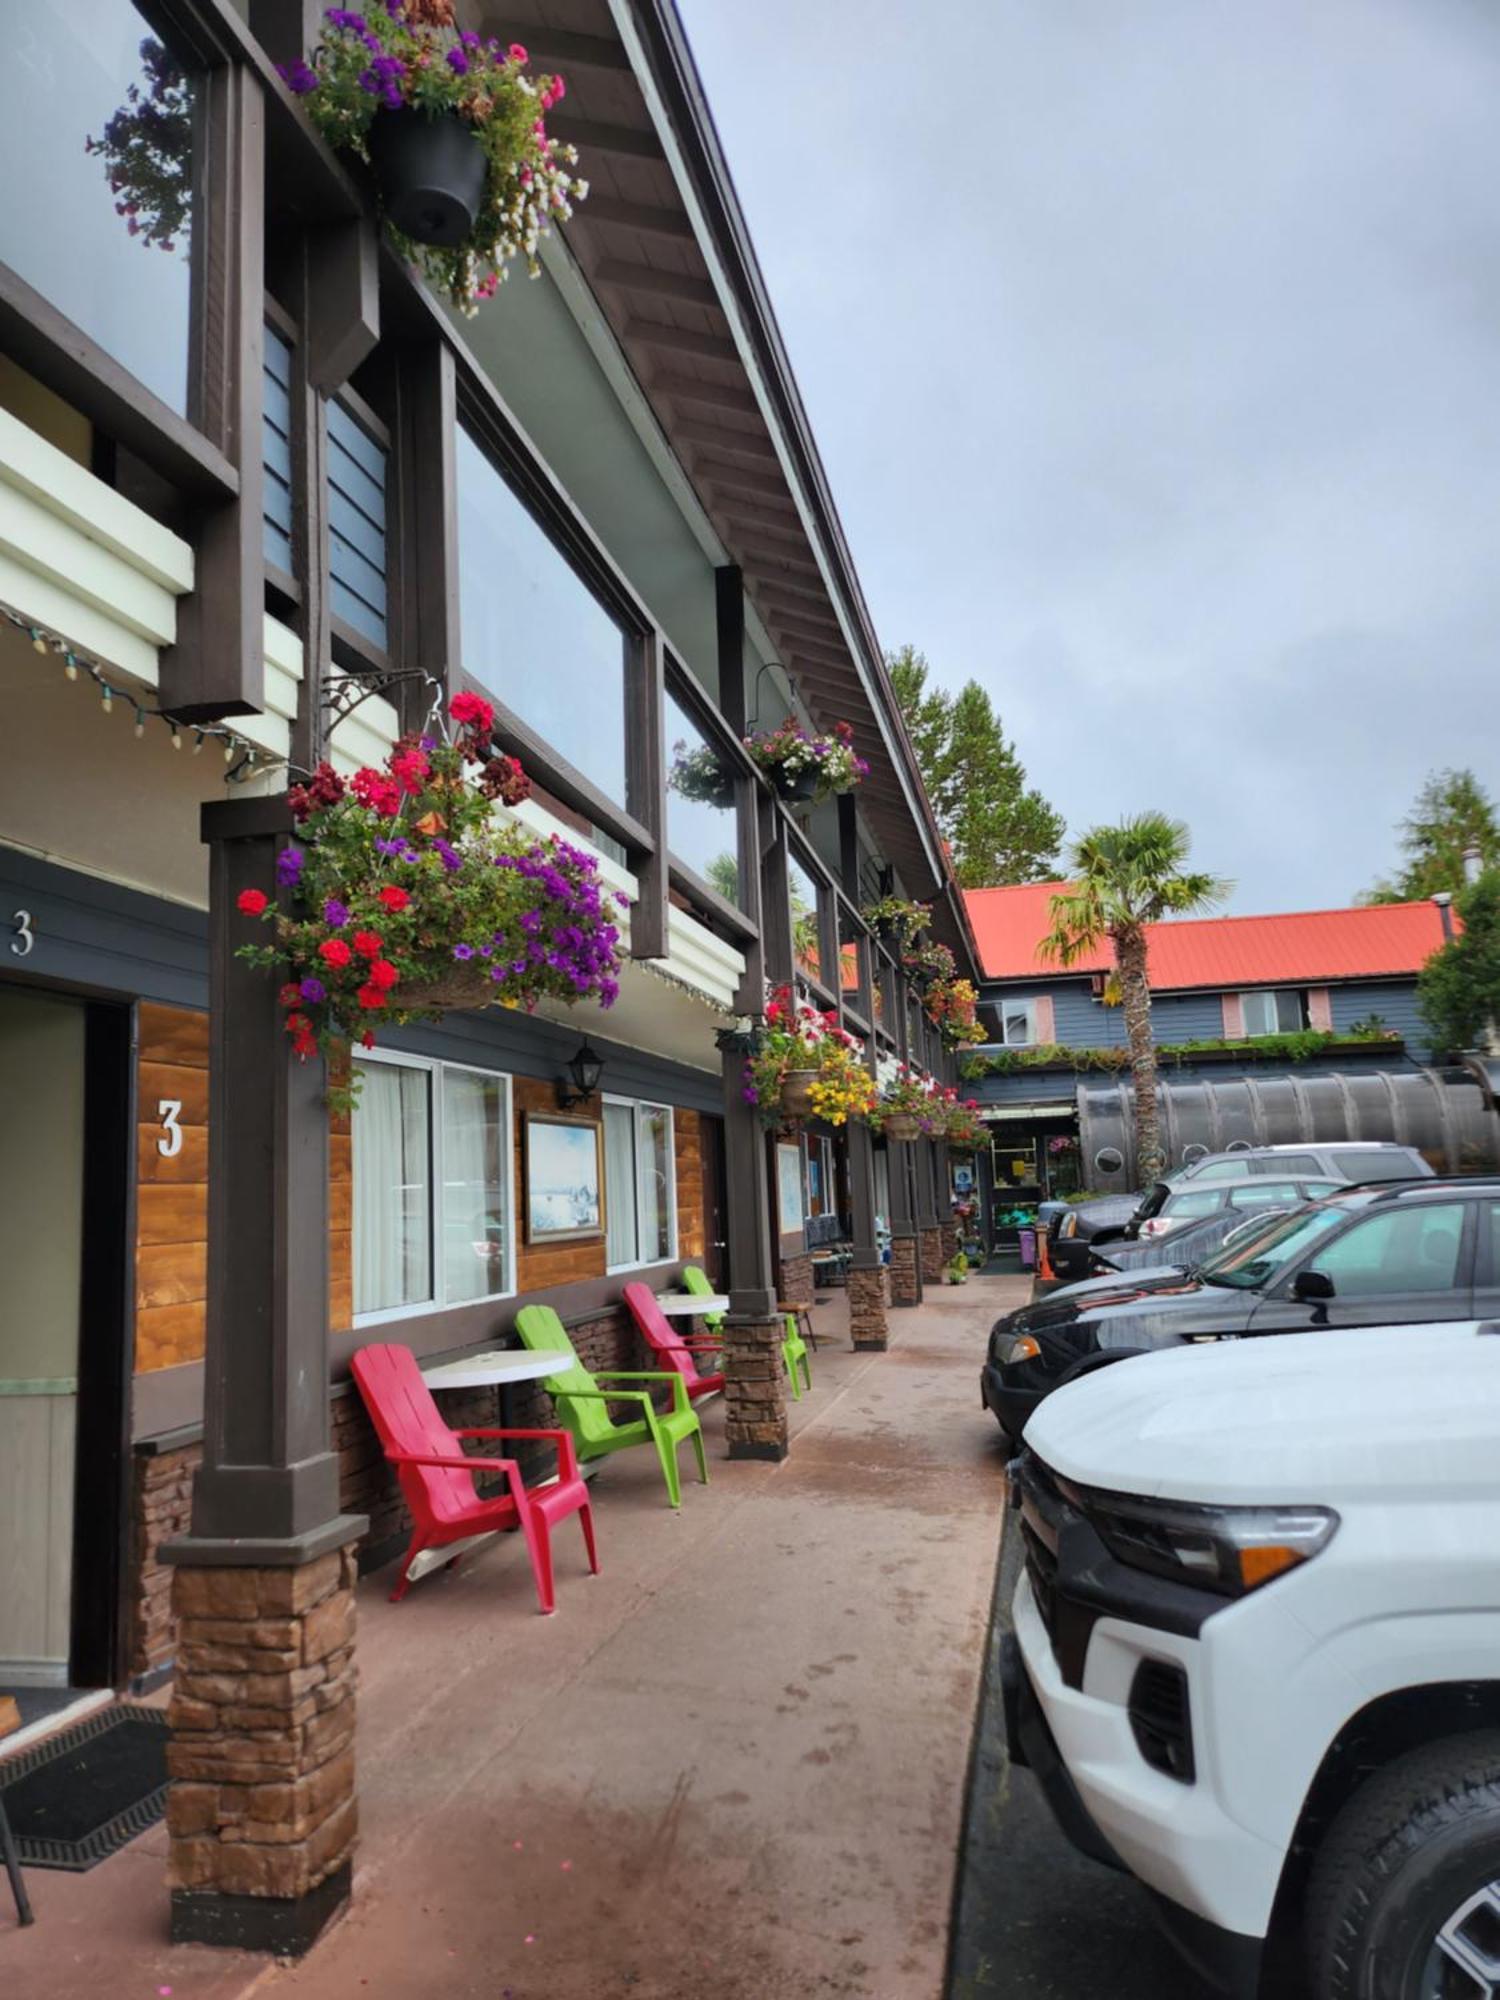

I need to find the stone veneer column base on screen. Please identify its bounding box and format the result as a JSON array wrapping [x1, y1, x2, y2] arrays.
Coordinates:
[[166, 1543, 360, 1955], [778, 1251, 814, 1309], [940, 1220, 961, 1264], [722, 1313, 790, 1460], [848, 1264, 890, 1350], [889, 1234, 920, 1307], [920, 1226, 947, 1283]]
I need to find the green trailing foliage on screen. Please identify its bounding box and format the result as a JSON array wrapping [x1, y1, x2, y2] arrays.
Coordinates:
[[960, 1023, 1401, 1079]]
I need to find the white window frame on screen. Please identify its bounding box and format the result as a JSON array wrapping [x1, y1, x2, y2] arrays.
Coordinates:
[[603, 1094, 678, 1273], [352, 1047, 516, 1326], [1240, 988, 1306, 1036], [806, 1133, 836, 1218], [998, 995, 1038, 1046]]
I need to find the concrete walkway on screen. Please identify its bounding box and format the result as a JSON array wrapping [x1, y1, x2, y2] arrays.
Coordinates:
[[1, 1278, 1020, 2000]]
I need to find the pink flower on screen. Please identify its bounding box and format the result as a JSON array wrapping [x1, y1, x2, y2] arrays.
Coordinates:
[[509, 42, 528, 62]]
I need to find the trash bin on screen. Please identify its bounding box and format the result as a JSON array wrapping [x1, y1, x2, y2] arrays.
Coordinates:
[[1018, 1227, 1036, 1269]]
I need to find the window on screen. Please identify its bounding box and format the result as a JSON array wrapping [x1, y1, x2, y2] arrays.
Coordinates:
[[1323, 1149, 1421, 1184], [1, 3, 197, 414], [998, 997, 1037, 1046], [1254, 1152, 1321, 1176], [353, 1054, 513, 1319], [1161, 1189, 1226, 1221], [1192, 1158, 1257, 1182], [604, 1099, 676, 1270], [456, 428, 626, 804], [665, 688, 739, 905], [807, 1135, 836, 1218], [263, 325, 294, 574], [1241, 989, 1306, 1035], [328, 397, 389, 650], [1230, 1180, 1337, 1208], [1308, 1202, 1466, 1298], [789, 853, 821, 982]]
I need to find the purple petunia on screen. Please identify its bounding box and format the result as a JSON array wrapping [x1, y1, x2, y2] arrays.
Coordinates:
[[276, 844, 305, 887], [299, 977, 326, 1004], [324, 898, 350, 927], [434, 839, 463, 873], [278, 58, 319, 94], [453, 943, 475, 961], [445, 46, 469, 74]]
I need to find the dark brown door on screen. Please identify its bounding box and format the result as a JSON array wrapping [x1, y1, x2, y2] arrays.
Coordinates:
[[700, 1114, 728, 1288]]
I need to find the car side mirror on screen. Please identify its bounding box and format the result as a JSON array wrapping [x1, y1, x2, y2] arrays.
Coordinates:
[[1292, 1268, 1335, 1302]]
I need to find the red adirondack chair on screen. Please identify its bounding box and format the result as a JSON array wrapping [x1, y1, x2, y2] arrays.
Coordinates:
[[351, 1343, 597, 1614], [622, 1281, 726, 1403]]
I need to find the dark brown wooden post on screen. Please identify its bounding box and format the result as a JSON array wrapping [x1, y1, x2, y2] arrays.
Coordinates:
[[716, 564, 746, 735], [393, 342, 461, 731], [162, 801, 365, 1955], [627, 628, 668, 959], [888, 962, 921, 1306], [847, 936, 889, 1349]]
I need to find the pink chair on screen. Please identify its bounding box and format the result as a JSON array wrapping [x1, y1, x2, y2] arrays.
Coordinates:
[[351, 1343, 597, 1614], [622, 1281, 726, 1404]]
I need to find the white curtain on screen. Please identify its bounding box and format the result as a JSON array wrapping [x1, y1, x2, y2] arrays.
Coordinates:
[[442, 1070, 506, 1303], [642, 1108, 673, 1261], [353, 1061, 430, 1314], [604, 1101, 638, 1266]]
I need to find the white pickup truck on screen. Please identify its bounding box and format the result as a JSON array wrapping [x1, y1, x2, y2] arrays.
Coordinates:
[[1004, 1317, 1500, 1999]]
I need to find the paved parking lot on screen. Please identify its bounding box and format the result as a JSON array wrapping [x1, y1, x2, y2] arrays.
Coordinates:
[[947, 1525, 1212, 1999]]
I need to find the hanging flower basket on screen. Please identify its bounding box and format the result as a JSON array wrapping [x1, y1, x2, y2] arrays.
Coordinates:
[[365, 106, 487, 246], [668, 739, 736, 811], [778, 1067, 820, 1116], [745, 719, 868, 805], [860, 897, 930, 955], [235, 692, 626, 1109], [280, 2, 589, 313], [882, 1112, 921, 1143]]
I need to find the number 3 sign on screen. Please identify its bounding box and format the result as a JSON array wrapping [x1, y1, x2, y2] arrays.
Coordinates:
[[157, 1100, 184, 1159]]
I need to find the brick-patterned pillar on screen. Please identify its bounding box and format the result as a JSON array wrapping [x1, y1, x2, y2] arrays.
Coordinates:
[[848, 1264, 890, 1350], [920, 1225, 947, 1282], [778, 1249, 814, 1310], [940, 1219, 961, 1264], [889, 1232, 920, 1307], [167, 1542, 360, 1953], [722, 1312, 790, 1461], [887, 1136, 921, 1307]]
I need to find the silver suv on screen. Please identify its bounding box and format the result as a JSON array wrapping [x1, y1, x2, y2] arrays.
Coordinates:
[[1172, 1141, 1433, 1186]]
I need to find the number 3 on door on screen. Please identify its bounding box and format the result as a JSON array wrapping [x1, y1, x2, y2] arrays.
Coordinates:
[[157, 1099, 184, 1159]]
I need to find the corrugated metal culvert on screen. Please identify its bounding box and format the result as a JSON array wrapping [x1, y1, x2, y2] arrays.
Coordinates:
[[1077, 1066, 1500, 1189]]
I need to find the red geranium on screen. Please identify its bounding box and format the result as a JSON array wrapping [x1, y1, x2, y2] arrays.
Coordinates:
[[450, 691, 494, 732], [279, 983, 302, 1008], [350, 768, 402, 817], [236, 889, 268, 916], [389, 749, 429, 796], [367, 959, 400, 991], [357, 984, 388, 1010], [319, 938, 354, 968], [353, 930, 384, 958], [377, 885, 410, 913]]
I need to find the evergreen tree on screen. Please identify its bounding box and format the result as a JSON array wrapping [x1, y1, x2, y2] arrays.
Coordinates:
[[1418, 869, 1500, 1054], [888, 645, 1064, 887], [1362, 769, 1499, 904]]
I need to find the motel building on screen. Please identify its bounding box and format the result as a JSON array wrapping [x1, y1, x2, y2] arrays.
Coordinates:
[[0, 0, 979, 1950]]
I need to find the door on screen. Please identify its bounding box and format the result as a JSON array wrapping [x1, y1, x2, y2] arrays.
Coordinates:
[[0, 988, 86, 1686], [1249, 1199, 1474, 1334], [700, 1113, 728, 1289]]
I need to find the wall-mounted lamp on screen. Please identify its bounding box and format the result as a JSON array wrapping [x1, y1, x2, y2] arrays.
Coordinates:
[[555, 1039, 605, 1110]]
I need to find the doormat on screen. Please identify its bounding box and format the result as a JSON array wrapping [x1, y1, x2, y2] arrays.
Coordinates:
[[0, 1703, 169, 1870]]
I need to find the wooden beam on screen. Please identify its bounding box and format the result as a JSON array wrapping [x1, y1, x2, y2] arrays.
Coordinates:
[[713, 496, 804, 538], [672, 415, 779, 462], [734, 536, 823, 577], [306, 216, 379, 392], [393, 342, 460, 728], [482, 23, 631, 71], [784, 636, 854, 670], [764, 609, 844, 644], [627, 629, 668, 959], [748, 571, 833, 607], [582, 193, 697, 240], [550, 115, 665, 161], [626, 318, 739, 363], [652, 371, 760, 417], [694, 456, 787, 499], [717, 565, 748, 738], [595, 259, 719, 309]]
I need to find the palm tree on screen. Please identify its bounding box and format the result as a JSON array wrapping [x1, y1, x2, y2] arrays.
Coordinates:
[[1041, 814, 1229, 1183]]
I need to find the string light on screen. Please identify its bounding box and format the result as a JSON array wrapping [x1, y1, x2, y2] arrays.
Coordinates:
[[7, 600, 278, 783]]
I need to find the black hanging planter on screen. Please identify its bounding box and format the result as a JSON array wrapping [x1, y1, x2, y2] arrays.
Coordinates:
[[366, 109, 487, 248], [776, 765, 821, 804]]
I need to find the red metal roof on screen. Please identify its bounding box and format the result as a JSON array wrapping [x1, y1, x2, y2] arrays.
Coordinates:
[[964, 883, 1451, 989]]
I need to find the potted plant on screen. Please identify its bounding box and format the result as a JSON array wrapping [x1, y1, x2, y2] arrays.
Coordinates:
[[943, 1251, 969, 1286], [668, 739, 736, 811], [944, 1100, 988, 1150], [235, 692, 625, 1107], [871, 1064, 938, 1143], [860, 895, 930, 953], [904, 937, 956, 992], [744, 718, 868, 804], [280, 2, 588, 311], [927, 974, 985, 1047], [743, 987, 874, 1126]]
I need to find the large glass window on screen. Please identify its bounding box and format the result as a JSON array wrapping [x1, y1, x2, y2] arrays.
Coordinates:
[[604, 1098, 676, 1270], [788, 854, 822, 983], [665, 689, 740, 905], [999, 996, 1037, 1046], [1, 3, 196, 414], [1241, 989, 1306, 1035], [456, 428, 626, 804], [353, 1054, 514, 1318]]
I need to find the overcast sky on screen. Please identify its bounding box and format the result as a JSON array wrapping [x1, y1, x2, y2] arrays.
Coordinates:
[[676, 0, 1500, 913]]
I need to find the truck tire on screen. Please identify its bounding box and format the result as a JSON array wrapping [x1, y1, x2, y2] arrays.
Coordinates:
[[1305, 1731, 1500, 1999]]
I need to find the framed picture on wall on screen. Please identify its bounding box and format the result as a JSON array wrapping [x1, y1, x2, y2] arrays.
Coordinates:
[[776, 1140, 804, 1236], [524, 1113, 604, 1243]]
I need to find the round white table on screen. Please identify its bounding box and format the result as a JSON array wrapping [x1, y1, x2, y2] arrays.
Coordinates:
[[654, 1292, 730, 1317], [420, 1347, 564, 1391]]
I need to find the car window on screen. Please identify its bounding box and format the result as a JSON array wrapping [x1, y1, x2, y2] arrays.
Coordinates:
[[1190, 1159, 1256, 1183], [1229, 1181, 1310, 1208], [1326, 1149, 1425, 1183], [1161, 1188, 1225, 1219], [1308, 1202, 1467, 1296], [1134, 1182, 1173, 1219], [1199, 1205, 1346, 1288], [1255, 1152, 1322, 1175]]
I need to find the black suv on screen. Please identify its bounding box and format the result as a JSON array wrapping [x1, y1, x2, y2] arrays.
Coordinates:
[[983, 1176, 1500, 1441]]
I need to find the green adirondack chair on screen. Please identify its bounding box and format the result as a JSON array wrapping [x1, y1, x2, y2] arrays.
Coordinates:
[[680, 1265, 811, 1400], [514, 1304, 708, 1509]]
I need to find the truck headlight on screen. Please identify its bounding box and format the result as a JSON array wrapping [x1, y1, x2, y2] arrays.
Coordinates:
[[1073, 1487, 1338, 1597]]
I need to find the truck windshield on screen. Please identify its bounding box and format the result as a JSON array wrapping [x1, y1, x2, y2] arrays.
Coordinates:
[[1197, 1205, 1346, 1289]]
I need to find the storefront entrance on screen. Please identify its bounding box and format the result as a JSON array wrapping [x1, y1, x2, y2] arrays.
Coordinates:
[[0, 982, 132, 1708]]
